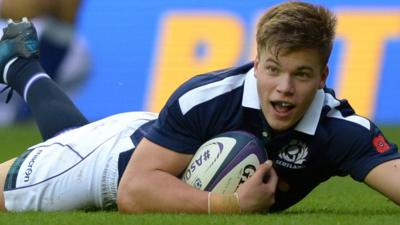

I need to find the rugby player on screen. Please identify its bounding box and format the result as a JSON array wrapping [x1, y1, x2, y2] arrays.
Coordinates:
[[1, 1, 400, 214]]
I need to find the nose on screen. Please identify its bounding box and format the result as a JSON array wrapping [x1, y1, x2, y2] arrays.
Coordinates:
[[276, 74, 294, 95]]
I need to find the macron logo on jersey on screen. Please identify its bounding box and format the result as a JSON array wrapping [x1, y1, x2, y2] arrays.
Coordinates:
[[24, 149, 43, 182]]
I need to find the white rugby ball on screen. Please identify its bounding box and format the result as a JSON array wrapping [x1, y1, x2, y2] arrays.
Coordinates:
[[182, 131, 267, 194]]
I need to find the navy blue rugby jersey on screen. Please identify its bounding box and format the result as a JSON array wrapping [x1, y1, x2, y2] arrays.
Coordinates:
[[120, 62, 400, 212]]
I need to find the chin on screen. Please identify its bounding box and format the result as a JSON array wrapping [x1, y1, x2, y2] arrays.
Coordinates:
[[268, 121, 293, 132]]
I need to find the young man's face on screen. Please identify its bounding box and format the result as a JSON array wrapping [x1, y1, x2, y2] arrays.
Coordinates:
[[254, 47, 328, 132]]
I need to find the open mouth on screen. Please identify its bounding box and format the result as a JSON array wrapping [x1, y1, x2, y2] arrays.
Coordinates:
[[271, 101, 295, 114]]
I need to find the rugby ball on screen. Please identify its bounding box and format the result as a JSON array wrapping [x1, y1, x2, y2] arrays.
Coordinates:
[[182, 131, 267, 194]]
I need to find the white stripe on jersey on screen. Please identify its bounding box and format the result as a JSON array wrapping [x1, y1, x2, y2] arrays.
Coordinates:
[[178, 74, 246, 115], [325, 92, 371, 130]]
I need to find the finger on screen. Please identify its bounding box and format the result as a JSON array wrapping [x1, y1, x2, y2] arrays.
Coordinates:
[[265, 166, 278, 187], [252, 161, 272, 181], [264, 160, 273, 169], [262, 160, 273, 182]]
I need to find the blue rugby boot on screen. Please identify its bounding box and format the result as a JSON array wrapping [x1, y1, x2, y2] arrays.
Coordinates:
[[0, 17, 39, 84]]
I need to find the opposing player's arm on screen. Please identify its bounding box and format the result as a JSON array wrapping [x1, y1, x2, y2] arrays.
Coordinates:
[[117, 137, 278, 213], [364, 159, 400, 205]]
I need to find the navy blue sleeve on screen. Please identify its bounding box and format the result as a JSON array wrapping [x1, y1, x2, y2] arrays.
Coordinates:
[[143, 74, 226, 154], [143, 63, 251, 155], [143, 73, 212, 154], [145, 100, 205, 154], [144, 92, 243, 154], [144, 87, 245, 154], [331, 121, 400, 181]]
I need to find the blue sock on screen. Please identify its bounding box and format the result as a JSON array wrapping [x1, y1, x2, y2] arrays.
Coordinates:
[[7, 58, 89, 140], [39, 35, 69, 80]]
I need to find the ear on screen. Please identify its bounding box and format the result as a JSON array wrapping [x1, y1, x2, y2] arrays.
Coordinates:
[[254, 54, 260, 78], [319, 66, 329, 89]]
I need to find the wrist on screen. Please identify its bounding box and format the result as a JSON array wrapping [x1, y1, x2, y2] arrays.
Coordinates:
[[207, 192, 241, 214]]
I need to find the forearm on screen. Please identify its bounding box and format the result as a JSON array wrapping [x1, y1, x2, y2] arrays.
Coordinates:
[[117, 138, 242, 214], [117, 170, 240, 214], [120, 170, 206, 213], [365, 159, 400, 206]]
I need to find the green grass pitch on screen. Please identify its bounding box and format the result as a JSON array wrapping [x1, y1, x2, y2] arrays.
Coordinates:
[[0, 123, 399, 225]]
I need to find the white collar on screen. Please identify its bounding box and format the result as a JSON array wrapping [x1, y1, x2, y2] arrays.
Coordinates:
[[293, 89, 324, 135], [242, 68, 260, 109], [241, 67, 324, 135]]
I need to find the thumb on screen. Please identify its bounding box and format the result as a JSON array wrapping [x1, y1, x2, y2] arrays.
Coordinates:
[[264, 160, 273, 169]]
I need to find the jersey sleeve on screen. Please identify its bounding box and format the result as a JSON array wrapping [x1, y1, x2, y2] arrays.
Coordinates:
[[145, 100, 206, 154], [143, 75, 227, 154], [332, 121, 400, 181], [143, 65, 249, 155]]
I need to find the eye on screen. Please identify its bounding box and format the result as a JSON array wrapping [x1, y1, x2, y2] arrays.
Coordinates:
[[294, 71, 311, 80], [265, 65, 279, 75]]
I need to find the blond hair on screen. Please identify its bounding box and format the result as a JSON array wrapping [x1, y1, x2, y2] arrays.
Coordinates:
[[256, 1, 337, 65]]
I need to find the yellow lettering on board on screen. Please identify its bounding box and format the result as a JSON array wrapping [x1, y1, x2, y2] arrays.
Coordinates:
[[336, 12, 400, 118], [147, 12, 243, 112]]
